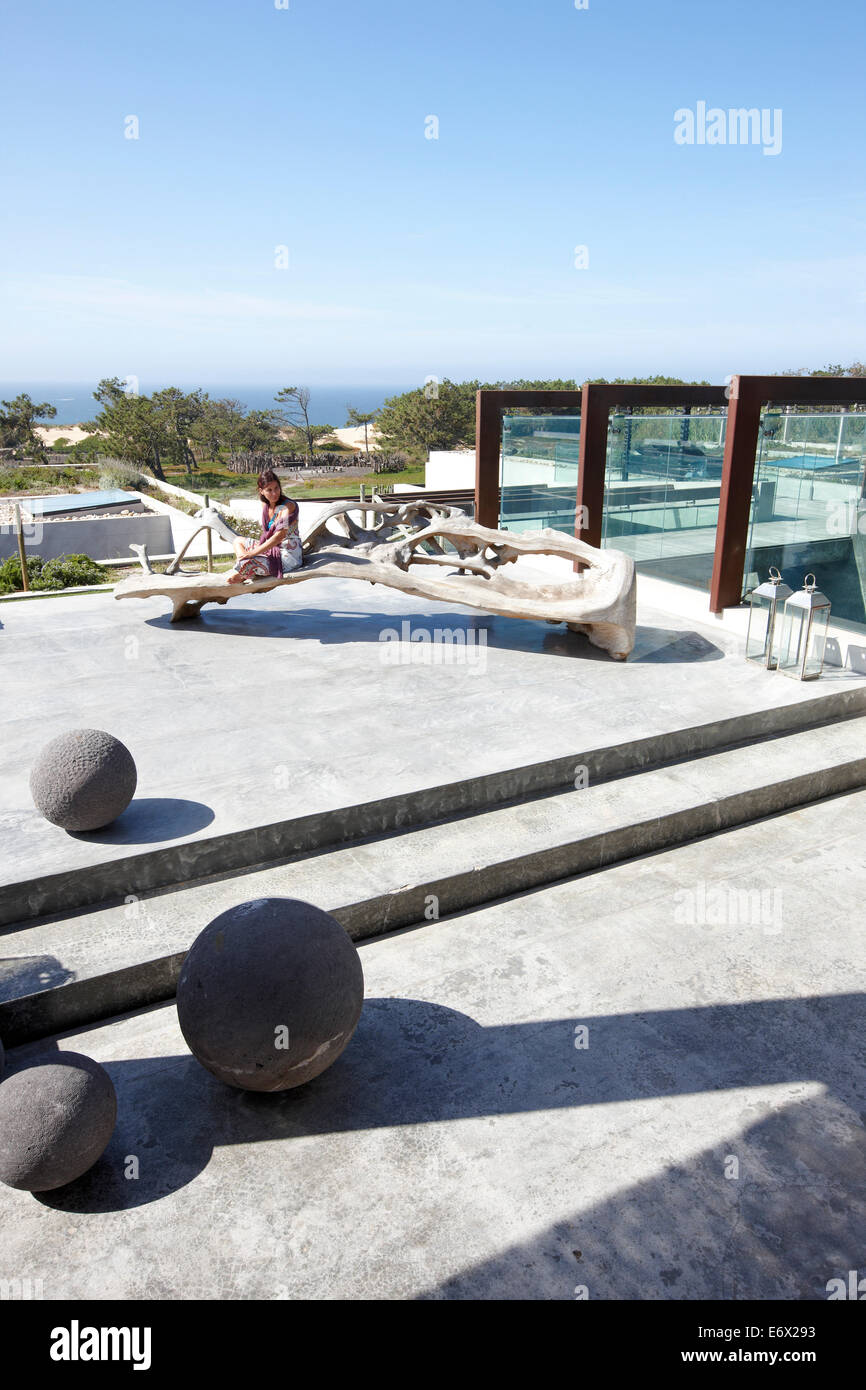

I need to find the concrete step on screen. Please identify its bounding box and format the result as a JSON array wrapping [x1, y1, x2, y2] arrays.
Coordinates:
[[1, 714, 864, 1044], [2, 683, 865, 930]]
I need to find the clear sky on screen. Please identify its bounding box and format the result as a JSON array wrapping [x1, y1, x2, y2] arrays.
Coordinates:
[[1, 0, 864, 388]]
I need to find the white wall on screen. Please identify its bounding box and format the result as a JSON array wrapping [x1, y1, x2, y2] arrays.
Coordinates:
[[426, 451, 476, 489]]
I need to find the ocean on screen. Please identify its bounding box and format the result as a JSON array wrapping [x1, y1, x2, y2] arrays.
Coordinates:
[[0, 383, 414, 428]]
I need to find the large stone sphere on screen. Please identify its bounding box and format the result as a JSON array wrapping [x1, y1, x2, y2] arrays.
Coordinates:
[[176, 898, 365, 1092], [0, 1052, 117, 1191], [30, 729, 137, 831]]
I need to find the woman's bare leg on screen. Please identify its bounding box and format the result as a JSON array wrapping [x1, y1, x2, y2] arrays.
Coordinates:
[[226, 540, 248, 584]]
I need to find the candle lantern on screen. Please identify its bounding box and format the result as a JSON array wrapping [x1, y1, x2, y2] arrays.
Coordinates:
[[777, 574, 831, 680], [746, 567, 792, 669]]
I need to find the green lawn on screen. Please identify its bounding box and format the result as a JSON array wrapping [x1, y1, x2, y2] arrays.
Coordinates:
[[162, 461, 426, 500]]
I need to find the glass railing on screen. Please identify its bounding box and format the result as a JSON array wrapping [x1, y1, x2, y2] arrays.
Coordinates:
[[601, 411, 727, 589], [498, 404, 866, 623], [499, 412, 581, 534], [744, 411, 866, 625]]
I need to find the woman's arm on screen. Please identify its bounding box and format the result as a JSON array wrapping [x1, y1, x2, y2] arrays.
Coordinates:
[[240, 504, 295, 558], [242, 526, 288, 558]]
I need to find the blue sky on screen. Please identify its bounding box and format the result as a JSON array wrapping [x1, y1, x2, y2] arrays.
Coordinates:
[[1, 0, 864, 388]]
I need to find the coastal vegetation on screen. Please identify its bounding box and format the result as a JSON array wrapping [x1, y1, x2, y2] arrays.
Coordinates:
[[0, 552, 109, 595], [3, 364, 863, 499]]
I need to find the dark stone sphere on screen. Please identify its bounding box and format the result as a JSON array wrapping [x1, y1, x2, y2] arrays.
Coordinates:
[[176, 897, 364, 1092], [0, 1051, 117, 1191], [30, 729, 137, 831], [0, 1036, 4, 1079]]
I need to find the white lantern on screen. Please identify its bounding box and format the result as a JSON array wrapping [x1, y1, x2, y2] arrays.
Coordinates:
[[777, 574, 831, 681], [746, 567, 792, 669]]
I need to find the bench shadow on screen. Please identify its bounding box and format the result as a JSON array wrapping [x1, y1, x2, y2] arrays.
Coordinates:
[[143, 605, 724, 665]]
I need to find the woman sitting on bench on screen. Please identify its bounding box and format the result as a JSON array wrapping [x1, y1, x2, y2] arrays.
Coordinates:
[[227, 469, 303, 584]]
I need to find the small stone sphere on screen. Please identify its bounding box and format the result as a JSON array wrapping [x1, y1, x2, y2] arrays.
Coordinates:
[[176, 897, 365, 1092], [0, 1052, 117, 1192], [30, 729, 137, 831]]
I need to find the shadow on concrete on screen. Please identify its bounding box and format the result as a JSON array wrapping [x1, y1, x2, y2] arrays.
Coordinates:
[[415, 1093, 866, 1300], [30, 991, 866, 1232], [143, 604, 724, 665], [68, 798, 215, 845], [632, 628, 725, 663], [0, 953, 73, 1000]]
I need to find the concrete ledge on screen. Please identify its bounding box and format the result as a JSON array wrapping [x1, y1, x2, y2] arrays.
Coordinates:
[[1, 714, 864, 1043], [2, 685, 866, 930]]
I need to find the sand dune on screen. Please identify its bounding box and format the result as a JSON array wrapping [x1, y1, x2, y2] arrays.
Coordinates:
[[34, 425, 94, 447]]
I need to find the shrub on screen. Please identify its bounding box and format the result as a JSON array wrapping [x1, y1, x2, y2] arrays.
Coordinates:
[[226, 513, 261, 540], [0, 553, 109, 594], [0, 463, 103, 494], [68, 435, 104, 462], [98, 458, 147, 490], [369, 451, 409, 474]]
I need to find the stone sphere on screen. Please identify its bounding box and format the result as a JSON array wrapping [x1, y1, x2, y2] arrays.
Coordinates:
[[176, 897, 365, 1092], [0, 1036, 4, 1079], [0, 1052, 117, 1191], [30, 729, 137, 831]]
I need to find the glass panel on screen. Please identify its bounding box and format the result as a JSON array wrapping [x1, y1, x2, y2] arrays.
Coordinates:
[[745, 596, 774, 665], [744, 410, 866, 626], [601, 411, 726, 589], [500, 412, 581, 534]]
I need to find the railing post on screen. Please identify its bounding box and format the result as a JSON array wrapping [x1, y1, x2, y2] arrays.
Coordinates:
[[475, 391, 502, 530], [573, 384, 607, 570], [709, 378, 762, 613], [204, 494, 213, 573]]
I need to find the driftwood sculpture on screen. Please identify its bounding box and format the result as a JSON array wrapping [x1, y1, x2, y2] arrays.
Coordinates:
[[115, 500, 636, 659]]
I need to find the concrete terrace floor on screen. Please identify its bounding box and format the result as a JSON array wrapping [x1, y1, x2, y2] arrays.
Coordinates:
[[1, 574, 865, 1301], [1, 573, 864, 891], [1, 788, 865, 1300]]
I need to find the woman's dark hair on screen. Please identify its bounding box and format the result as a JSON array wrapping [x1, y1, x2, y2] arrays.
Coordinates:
[[257, 468, 289, 509]]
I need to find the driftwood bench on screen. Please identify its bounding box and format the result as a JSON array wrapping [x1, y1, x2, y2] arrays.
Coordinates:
[[114, 499, 636, 660]]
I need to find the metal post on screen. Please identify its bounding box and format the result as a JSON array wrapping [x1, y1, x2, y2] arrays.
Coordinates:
[[204, 494, 213, 573], [709, 378, 763, 613], [14, 504, 29, 591], [575, 384, 608, 552], [475, 391, 502, 530]]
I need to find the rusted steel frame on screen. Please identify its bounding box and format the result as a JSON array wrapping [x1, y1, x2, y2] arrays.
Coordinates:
[[475, 390, 583, 531], [709, 375, 866, 612], [576, 383, 728, 567]]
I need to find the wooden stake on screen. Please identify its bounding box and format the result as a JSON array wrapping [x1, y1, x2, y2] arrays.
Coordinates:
[[204, 494, 213, 573], [14, 503, 29, 591]]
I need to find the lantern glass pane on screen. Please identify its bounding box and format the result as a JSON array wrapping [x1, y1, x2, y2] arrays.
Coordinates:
[[746, 594, 773, 664], [803, 606, 830, 679], [779, 605, 808, 675]]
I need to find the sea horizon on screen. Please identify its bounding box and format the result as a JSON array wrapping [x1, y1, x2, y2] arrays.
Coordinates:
[[0, 382, 416, 427]]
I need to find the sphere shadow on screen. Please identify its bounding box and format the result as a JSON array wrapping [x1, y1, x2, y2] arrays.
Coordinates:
[[29, 990, 865, 1215], [68, 798, 215, 844], [32, 997, 482, 1212]]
